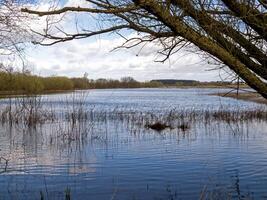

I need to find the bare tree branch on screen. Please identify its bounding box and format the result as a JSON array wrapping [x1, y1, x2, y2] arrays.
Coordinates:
[[20, 0, 267, 98]]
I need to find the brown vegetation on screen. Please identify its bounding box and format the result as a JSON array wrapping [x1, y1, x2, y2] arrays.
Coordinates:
[[213, 92, 267, 105], [0, 69, 164, 95], [146, 122, 171, 131]]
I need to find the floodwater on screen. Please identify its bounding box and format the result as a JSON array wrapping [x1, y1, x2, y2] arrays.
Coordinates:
[[0, 88, 267, 200]]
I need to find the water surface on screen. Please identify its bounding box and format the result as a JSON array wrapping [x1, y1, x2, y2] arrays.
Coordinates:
[[0, 88, 267, 200]]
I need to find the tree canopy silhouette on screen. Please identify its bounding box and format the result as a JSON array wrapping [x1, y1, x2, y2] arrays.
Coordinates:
[[22, 0, 267, 98]]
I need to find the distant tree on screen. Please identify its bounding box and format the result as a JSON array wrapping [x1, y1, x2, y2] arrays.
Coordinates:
[[120, 76, 137, 83], [120, 76, 140, 88], [19, 74, 44, 94], [41, 76, 74, 91], [0, 63, 16, 91], [22, 0, 267, 98], [71, 77, 90, 89]]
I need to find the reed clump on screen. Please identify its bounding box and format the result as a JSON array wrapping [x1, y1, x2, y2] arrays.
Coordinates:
[[0, 96, 55, 127], [178, 123, 190, 131], [146, 122, 171, 131], [1, 94, 267, 138]]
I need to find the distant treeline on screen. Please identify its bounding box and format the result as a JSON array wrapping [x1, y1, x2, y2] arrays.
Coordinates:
[[152, 79, 199, 85], [152, 79, 247, 87], [72, 76, 164, 89], [0, 71, 163, 94], [0, 70, 246, 95]]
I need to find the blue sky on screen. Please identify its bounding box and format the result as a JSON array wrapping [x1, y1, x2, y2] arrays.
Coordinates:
[[22, 0, 224, 81]]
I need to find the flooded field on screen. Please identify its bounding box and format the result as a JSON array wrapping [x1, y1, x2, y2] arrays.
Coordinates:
[[0, 88, 267, 200]]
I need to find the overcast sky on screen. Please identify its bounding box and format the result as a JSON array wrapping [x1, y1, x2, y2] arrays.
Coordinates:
[[22, 0, 225, 81]]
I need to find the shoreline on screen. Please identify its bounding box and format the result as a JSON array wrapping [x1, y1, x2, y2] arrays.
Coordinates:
[[211, 92, 267, 105]]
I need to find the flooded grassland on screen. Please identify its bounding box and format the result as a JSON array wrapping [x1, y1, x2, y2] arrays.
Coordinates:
[[0, 88, 267, 200]]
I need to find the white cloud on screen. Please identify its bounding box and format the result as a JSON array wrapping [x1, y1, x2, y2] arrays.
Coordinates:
[[17, 0, 223, 81], [25, 33, 221, 81]]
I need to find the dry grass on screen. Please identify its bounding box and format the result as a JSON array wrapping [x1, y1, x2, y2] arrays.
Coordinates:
[[212, 91, 267, 105]]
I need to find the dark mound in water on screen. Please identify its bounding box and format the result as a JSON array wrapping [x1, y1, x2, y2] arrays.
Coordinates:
[[146, 122, 190, 131], [178, 123, 190, 131], [146, 122, 170, 131]]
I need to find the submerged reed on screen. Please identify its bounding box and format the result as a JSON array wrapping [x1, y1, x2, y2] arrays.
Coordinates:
[[0, 93, 266, 143], [1, 97, 267, 127]]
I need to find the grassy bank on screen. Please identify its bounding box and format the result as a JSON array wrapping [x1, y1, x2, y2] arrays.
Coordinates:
[[212, 92, 267, 105]]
